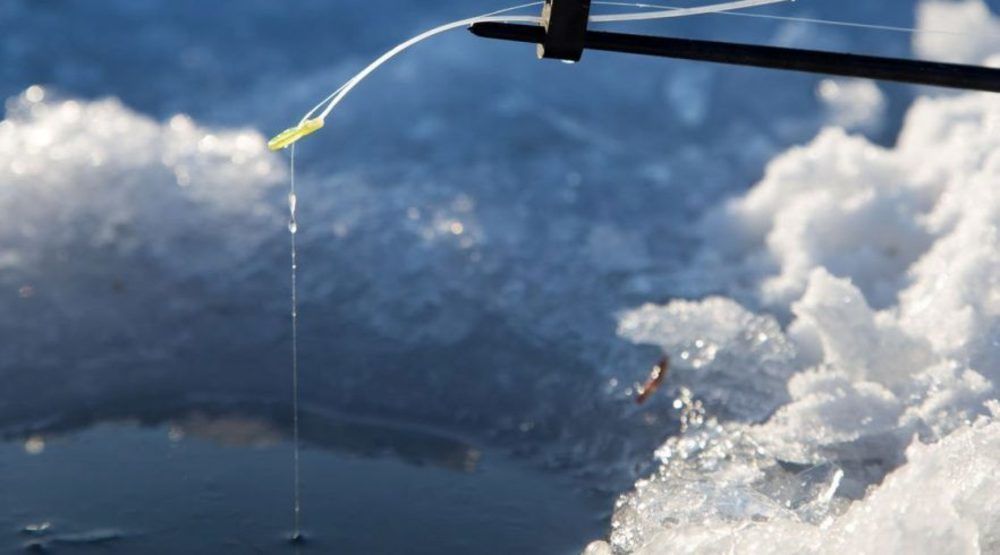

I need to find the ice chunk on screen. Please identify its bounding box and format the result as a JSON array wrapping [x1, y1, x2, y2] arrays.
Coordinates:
[[610, 419, 852, 554], [622, 420, 1000, 554], [617, 297, 797, 421], [583, 540, 615, 555]]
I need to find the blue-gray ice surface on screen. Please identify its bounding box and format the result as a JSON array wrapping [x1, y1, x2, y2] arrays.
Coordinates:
[[1, 0, 999, 553]]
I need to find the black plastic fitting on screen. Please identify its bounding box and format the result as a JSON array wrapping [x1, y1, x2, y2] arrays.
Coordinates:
[[537, 0, 592, 62]]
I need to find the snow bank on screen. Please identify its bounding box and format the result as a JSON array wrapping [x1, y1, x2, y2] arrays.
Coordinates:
[[0, 89, 286, 419], [914, 0, 1000, 65], [0, 88, 282, 275], [816, 78, 886, 134], [604, 6, 1000, 549]]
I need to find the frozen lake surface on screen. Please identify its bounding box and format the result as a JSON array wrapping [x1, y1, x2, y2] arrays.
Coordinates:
[[1, 0, 999, 552]]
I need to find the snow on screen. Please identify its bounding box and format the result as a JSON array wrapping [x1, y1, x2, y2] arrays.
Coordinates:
[[816, 78, 887, 133], [914, 0, 1000, 65], [613, 416, 1000, 554], [601, 2, 1000, 551], [0, 0, 997, 551], [0, 92, 282, 271], [0, 90, 288, 422]]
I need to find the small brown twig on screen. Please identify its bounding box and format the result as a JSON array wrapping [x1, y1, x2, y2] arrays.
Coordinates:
[[635, 355, 669, 405]]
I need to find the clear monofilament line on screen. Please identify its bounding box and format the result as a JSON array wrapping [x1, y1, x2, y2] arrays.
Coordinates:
[[311, 13, 544, 123], [311, 0, 787, 122], [295, 2, 546, 125], [589, 0, 784, 22], [288, 144, 302, 542], [289, 0, 791, 133], [274, 0, 988, 150], [592, 1, 973, 37]]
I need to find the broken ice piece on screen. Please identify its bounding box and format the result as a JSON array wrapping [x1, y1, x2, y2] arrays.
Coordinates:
[[20, 522, 52, 536]]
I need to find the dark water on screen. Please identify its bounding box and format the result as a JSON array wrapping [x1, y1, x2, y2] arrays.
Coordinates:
[[1, 408, 608, 554]]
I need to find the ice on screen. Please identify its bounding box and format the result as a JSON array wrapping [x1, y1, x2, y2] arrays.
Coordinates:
[[0, 0, 998, 550], [606, 1, 1000, 548], [618, 298, 796, 421], [614, 418, 1000, 554]]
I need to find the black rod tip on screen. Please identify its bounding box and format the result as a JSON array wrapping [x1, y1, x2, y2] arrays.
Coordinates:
[[469, 21, 544, 42]]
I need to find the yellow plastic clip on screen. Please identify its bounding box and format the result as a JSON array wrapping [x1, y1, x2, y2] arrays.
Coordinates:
[[267, 118, 325, 151]]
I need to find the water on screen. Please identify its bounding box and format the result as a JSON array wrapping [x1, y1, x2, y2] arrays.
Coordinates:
[[1, 407, 608, 554]]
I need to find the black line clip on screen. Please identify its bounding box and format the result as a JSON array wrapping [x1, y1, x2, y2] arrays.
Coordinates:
[[537, 0, 592, 62]]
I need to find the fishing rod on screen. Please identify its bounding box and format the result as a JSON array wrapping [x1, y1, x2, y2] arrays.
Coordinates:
[[468, 0, 1000, 93]]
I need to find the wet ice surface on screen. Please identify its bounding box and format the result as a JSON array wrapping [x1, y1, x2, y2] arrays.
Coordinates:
[[1, 408, 607, 554], [1, 0, 999, 552]]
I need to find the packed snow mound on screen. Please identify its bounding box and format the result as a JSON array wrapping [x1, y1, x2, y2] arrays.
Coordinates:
[[695, 90, 999, 314], [0, 90, 287, 421], [606, 86, 1000, 553], [914, 0, 1000, 65], [0, 88, 283, 276], [815, 78, 886, 134]]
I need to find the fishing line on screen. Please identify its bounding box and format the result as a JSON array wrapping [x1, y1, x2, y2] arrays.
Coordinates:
[[270, 0, 980, 540], [267, 0, 791, 149], [288, 143, 303, 543], [589, 0, 786, 22], [313, 0, 787, 121], [269, 0, 791, 540], [593, 0, 974, 37], [270, 0, 990, 150]]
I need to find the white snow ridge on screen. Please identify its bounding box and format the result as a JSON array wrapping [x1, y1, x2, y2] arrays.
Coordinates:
[[595, 7, 1000, 552]]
